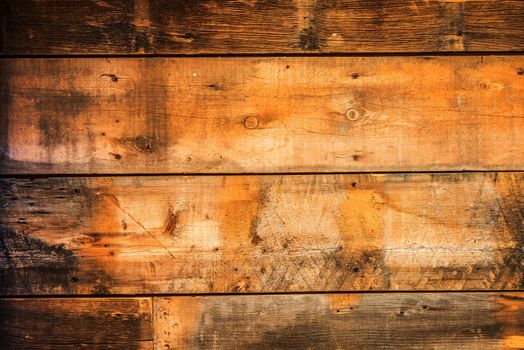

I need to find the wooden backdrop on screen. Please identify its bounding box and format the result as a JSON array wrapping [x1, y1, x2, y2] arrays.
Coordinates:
[[0, 0, 523, 349]]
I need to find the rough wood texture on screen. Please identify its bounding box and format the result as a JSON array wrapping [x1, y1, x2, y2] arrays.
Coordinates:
[[1, 56, 523, 174], [155, 292, 524, 350], [1, 173, 522, 295], [0, 297, 153, 349], [1, 0, 524, 54]]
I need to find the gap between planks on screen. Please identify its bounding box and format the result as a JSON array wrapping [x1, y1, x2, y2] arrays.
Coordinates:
[[2, 51, 524, 59], [0, 290, 521, 299], [1, 169, 524, 179]]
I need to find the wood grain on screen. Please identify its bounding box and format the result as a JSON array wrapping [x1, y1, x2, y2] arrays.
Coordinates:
[[1, 172, 522, 295], [1, 56, 523, 174], [154, 292, 524, 350], [0, 297, 153, 349], [1, 0, 524, 54]]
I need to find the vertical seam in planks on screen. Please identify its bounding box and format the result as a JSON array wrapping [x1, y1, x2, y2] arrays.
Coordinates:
[[152, 295, 156, 350]]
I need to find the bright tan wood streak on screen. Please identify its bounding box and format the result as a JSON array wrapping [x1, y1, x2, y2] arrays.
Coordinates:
[[0, 297, 153, 349], [2, 0, 524, 54], [1, 56, 523, 174], [154, 293, 524, 350], [0, 173, 522, 294]]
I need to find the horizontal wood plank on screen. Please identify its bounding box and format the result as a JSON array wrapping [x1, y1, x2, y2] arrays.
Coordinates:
[[2, 0, 524, 54], [1, 56, 523, 174], [0, 297, 153, 349], [154, 292, 524, 350], [0, 172, 522, 295]]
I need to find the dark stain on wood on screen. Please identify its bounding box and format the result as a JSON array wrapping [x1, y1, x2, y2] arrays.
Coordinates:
[[132, 30, 153, 53], [0, 298, 153, 349], [35, 89, 93, 149], [249, 216, 263, 246], [164, 293, 522, 349], [163, 206, 178, 237], [91, 283, 111, 295], [298, 26, 319, 50], [0, 62, 9, 167], [438, 1, 466, 50], [0, 224, 77, 295], [4, 0, 523, 54], [493, 175, 524, 289], [0, 178, 116, 294]]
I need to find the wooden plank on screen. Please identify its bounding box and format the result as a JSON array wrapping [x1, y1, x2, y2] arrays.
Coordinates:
[[1, 56, 523, 175], [154, 292, 524, 350], [1, 0, 524, 54], [0, 297, 153, 349], [1, 172, 522, 295]]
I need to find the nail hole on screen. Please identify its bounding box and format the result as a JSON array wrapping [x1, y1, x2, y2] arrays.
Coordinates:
[[70, 277, 79, 283], [351, 72, 359, 79], [517, 68, 524, 75], [353, 267, 360, 273], [456, 31, 463, 36], [351, 182, 357, 188]]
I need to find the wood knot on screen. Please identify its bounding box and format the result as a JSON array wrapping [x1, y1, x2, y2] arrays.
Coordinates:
[[134, 136, 155, 153], [244, 115, 259, 129], [345, 108, 360, 121]]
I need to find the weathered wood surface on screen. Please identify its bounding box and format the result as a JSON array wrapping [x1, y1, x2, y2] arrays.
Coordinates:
[[1, 0, 524, 55], [0, 297, 153, 349], [1, 56, 523, 174], [155, 292, 524, 350], [1, 172, 522, 295]]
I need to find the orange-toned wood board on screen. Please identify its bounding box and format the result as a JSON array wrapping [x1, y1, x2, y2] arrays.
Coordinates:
[[0, 297, 153, 349], [1, 0, 524, 55], [1, 56, 523, 174], [1, 172, 522, 295], [155, 292, 524, 350]]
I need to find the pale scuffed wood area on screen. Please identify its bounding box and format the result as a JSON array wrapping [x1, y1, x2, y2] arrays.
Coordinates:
[[1, 172, 522, 294]]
